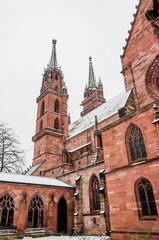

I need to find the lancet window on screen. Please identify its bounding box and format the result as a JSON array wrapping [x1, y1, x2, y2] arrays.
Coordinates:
[[40, 101, 45, 117], [55, 74, 58, 80], [27, 195, 44, 228], [90, 175, 100, 212], [39, 119, 43, 131], [54, 100, 59, 113], [135, 178, 158, 219], [127, 124, 147, 162], [0, 193, 15, 228], [54, 118, 59, 129]]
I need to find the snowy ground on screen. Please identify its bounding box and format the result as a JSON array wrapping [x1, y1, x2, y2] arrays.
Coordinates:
[[22, 236, 110, 240]]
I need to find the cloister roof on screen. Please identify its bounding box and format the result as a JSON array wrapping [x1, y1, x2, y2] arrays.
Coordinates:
[[0, 173, 74, 188]]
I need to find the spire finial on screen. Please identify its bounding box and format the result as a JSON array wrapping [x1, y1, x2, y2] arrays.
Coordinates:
[[47, 39, 58, 69], [88, 56, 96, 88]]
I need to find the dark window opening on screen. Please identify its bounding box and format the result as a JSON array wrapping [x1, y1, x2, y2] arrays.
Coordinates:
[[58, 197, 67, 234], [97, 134, 103, 148], [55, 85, 58, 90], [136, 178, 158, 218], [40, 101, 45, 117], [66, 154, 69, 163], [0, 193, 15, 229], [90, 176, 100, 212], [39, 120, 43, 131], [27, 195, 44, 228], [128, 125, 147, 162], [55, 74, 58, 80], [157, 75, 159, 89], [54, 100, 59, 113], [54, 118, 59, 129]]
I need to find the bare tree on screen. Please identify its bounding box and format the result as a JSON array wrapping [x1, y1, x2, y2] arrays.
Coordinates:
[[0, 122, 25, 173]]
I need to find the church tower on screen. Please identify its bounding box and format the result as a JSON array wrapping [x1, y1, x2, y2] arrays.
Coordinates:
[[80, 57, 105, 117], [32, 40, 69, 170]]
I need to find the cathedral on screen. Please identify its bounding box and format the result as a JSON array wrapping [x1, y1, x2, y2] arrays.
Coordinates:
[[0, 0, 159, 239]]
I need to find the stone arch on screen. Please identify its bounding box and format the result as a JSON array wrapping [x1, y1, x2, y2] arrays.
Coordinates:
[[57, 196, 67, 234], [146, 54, 159, 99], [135, 177, 158, 219], [27, 194, 44, 228], [0, 192, 15, 229], [89, 174, 100, 213], [125, 123, 147, 163]]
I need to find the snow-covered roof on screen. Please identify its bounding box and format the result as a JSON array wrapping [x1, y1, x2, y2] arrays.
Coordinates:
[[0, 173, 74, 188], [68, 142, 91, 153], [25, 161, 44, 176], [69, 90, 131, 139]]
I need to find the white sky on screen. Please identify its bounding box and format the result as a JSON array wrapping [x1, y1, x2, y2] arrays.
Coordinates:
[[0, 0, 139, 168]]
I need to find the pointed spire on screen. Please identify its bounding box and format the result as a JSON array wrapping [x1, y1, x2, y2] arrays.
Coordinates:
[[47, 39, 58, 69], [98, 77, 103, 88], [88, 56, 96, 88]]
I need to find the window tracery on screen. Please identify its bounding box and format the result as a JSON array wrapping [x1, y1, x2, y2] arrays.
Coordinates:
[[135, 178, 158, 219], [0, 193, 15, 228], [27, 195, 44, 228], [127, 124, 147, 162]]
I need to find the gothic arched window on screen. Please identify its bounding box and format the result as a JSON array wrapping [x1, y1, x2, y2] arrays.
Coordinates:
[[27, 195, 44, 228], [90, 175, 100, 212], [135, 178, 158, 219], [0, 193, 15, 228], [39, 120, 43, 131], [40, 101, 45, 117], [126, 124, 147, 162], [54, 118, 59, 129], [54, 100, 59, 113], [55, 74, 58, 80]]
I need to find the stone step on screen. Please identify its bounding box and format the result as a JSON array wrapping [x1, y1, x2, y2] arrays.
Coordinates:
[[24, 228, 48, 237], [0, 229, 16, 238]]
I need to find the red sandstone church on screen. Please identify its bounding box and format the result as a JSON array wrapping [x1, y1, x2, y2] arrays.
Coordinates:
[[0, 0, 159, 239]]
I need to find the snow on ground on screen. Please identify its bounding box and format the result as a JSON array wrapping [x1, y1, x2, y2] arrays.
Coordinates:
[[22, 236, 110, 240]]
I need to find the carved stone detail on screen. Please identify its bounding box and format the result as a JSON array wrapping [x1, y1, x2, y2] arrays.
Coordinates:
[[146, 55, 159, 99]]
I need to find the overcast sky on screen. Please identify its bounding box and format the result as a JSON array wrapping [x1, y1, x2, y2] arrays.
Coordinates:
[[0, 0, 139, 168]]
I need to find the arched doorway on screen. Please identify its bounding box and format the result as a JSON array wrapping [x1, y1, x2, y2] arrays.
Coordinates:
[[58, 197, 67, 234]]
